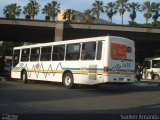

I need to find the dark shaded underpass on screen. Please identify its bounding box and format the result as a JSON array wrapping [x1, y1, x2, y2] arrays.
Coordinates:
[[1, 18, 160, 63]]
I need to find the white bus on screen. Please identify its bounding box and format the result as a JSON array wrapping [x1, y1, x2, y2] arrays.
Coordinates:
[[11, 36, 135, 88], [143, 57, 160, 80]]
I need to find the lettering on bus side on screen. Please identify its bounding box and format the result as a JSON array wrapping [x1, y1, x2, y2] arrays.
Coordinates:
[[112, 64, 121, 71], [111, 62, 132, 71]]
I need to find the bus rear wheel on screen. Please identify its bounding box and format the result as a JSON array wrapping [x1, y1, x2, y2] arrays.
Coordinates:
[[21, 71, 28, 83], [63, 72, 74, 89]]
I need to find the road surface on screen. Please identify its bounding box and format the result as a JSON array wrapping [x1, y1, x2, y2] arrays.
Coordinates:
[[0, 80, 160, 119]]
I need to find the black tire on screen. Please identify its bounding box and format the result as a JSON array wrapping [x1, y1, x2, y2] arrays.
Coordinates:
[[21, 71, 28, 83], [63, 72, 74, 89], [154, 75, 159, 80]]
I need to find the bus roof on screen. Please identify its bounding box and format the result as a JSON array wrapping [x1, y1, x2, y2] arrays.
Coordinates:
[[13, 36, 133, 50], [145, 57, 160, 61]]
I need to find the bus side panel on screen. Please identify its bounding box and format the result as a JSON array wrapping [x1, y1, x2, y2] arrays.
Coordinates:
[[61, 60, 104, 85], [20, 61, 63, 82], [11, 60, 104, 85]]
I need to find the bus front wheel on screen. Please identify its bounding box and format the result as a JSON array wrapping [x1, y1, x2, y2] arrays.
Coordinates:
[[21, 71, 28, 83], [63, 72, 74, 89]]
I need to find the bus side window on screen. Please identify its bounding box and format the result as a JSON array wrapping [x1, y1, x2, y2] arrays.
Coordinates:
[[40, 46, 52, 61], [52, 45, 65, 61], [21, 48, 30, 62], [96, 41, 102, 60], [13, 49, 20, 67], [30, 47, 40, 61], [81, 42, 96, 60], [66, 44, 80, 60]]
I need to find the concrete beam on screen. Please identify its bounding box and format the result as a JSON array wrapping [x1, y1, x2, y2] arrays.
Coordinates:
[[66, 23, 160, 34], [0, 18, 56, 27], [55, 21, 64, 41]]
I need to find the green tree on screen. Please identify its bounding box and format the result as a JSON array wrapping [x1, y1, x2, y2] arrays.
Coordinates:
[[92, 0, 104, 19], [104, 2, 117, 22], [42, 1, 60, 21], [127, 2, 141, 23], [152, 21, 160, 27], [116, 0, 128, 24], [0, 42, 23, 56], [3, 3, 21, 19], [142, 1, 153, 24], [83, 9, 95, 23], [23, 0, 40, 19], [63, 9, 76, 22], [152, 2, 160, 22]]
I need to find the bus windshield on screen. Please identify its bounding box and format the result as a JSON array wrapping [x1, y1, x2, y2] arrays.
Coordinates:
[[144, 61, 151, 69], [12, 49, 20, 67], [152, 60, 160, 68]]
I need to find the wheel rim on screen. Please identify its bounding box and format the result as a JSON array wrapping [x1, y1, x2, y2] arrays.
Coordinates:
[[65, 76, 71, 86]]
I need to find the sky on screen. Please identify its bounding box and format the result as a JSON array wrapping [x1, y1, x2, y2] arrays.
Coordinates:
[[0, 0, 160, 24]]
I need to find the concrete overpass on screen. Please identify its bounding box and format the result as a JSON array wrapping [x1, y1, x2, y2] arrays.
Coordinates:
[[0, 18, 160, 59]]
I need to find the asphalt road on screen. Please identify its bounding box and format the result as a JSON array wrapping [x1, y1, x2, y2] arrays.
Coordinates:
[[0, 80, 160, 120]]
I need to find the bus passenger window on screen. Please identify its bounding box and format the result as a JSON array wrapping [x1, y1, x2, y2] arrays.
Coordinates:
[[66, 44, 80, 60], [96, 41, 102, 60], [40, 46, 52, 61], [21, 49, 30, 61], [13, 49, 20, 67], [81, 42, 96, 60], [52, 45, 65, 61], [30, 48, 40, 61]]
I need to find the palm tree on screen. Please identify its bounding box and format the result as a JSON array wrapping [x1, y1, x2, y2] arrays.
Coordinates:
[[63, 9, 76, 22], [92, 0, 104, 19], [127, 2, 141, 23], [116, 0, 128, 24], [42, 1, 60, 21], [142, 1, 153, 24], [3, 3, 21, 19], [104, 2, 117, 22], [23, 0, 40, 19], [83, 9, 95, 23], [152, 2, 160, 22]]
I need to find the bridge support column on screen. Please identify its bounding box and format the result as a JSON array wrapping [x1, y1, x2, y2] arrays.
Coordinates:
[[55, 21, 64, 42]]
